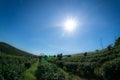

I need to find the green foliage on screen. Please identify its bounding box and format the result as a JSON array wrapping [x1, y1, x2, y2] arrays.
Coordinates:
[[115, 37, 120, 46], [49, 37, 120, 80], [101, 58, 120, 80], [24, 62, 31, 69], [0, 53, 37, 80], [0, 37, 120, 80], [84, 52, 87, 56], [0, 42, 38, 80], [38, 56, 42, 62], [57, 53, 63, 60], [107, 45, 112, 50], [36, 61, 68, 80], [63, 62, 78, 74], [20, 60, 39, 80]]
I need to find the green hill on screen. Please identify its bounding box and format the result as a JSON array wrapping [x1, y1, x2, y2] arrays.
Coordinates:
[[0, 42, 34, 57], [49, 37, 120, 80], [0, 37, 120, 80], [0, 42, 38, 80]]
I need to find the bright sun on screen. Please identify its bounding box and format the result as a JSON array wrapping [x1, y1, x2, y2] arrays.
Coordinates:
[[64, 18, 77, 32]]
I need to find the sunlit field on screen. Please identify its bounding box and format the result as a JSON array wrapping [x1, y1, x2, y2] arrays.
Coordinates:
[[0, 0, 120, 80]]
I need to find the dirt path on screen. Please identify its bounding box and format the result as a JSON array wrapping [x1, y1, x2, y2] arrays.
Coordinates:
[[20, 60, 39, 80]]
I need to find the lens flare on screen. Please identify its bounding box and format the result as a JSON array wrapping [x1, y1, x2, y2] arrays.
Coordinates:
[[64, 18, 77, 32]]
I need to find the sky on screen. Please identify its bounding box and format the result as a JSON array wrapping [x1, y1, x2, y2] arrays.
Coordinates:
[[0, 0, 120, 55]]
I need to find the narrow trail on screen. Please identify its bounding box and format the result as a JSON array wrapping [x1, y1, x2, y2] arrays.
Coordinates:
[[20, 60, 39, 80], [36, 58, 84, 80], [20, 58, 85, 80]]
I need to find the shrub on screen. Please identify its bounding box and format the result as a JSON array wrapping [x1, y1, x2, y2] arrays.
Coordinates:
[[107, 45, 112, 50], [57, 53, 63, 60], [36, 62, 67, 80], [24, 62, 31, 69], [84, 52, 87, 56], [101, 58, 120, 80], [115, 37, 120, 46]]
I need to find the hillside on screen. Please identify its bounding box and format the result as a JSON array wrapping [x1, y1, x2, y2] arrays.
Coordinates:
[[0, 42, 38, 80], [0, 37, 120, 80], [0, 42, 34, 57], [49, 37, 120, 80]]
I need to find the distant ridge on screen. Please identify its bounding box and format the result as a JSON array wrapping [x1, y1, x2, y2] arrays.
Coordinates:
[[0, 42, 34, 56]]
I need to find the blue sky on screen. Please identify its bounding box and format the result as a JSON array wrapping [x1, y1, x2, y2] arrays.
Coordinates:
[[0, 0, 120, 55]]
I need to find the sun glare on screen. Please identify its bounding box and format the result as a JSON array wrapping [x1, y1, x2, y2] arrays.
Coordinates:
[[64, 18, 77, 32]]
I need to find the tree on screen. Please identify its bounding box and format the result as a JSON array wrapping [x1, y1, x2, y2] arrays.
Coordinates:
[[67, 55, 71, 57], [96, 50, 99, 52], [57, 53, 63, 60], [44, 55, 48, 61], [115, 37, 120, 46], [84, 52, 87, 56], [38, 56, 42, 62], [53, 55, 56, 57], [107, 45, 112, 50]]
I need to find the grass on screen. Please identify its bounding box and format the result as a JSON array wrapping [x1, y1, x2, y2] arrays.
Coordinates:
[[20, 60, 39, 80]]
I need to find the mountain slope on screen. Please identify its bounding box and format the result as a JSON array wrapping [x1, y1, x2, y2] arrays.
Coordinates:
[[0, 42, 34, 56]]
